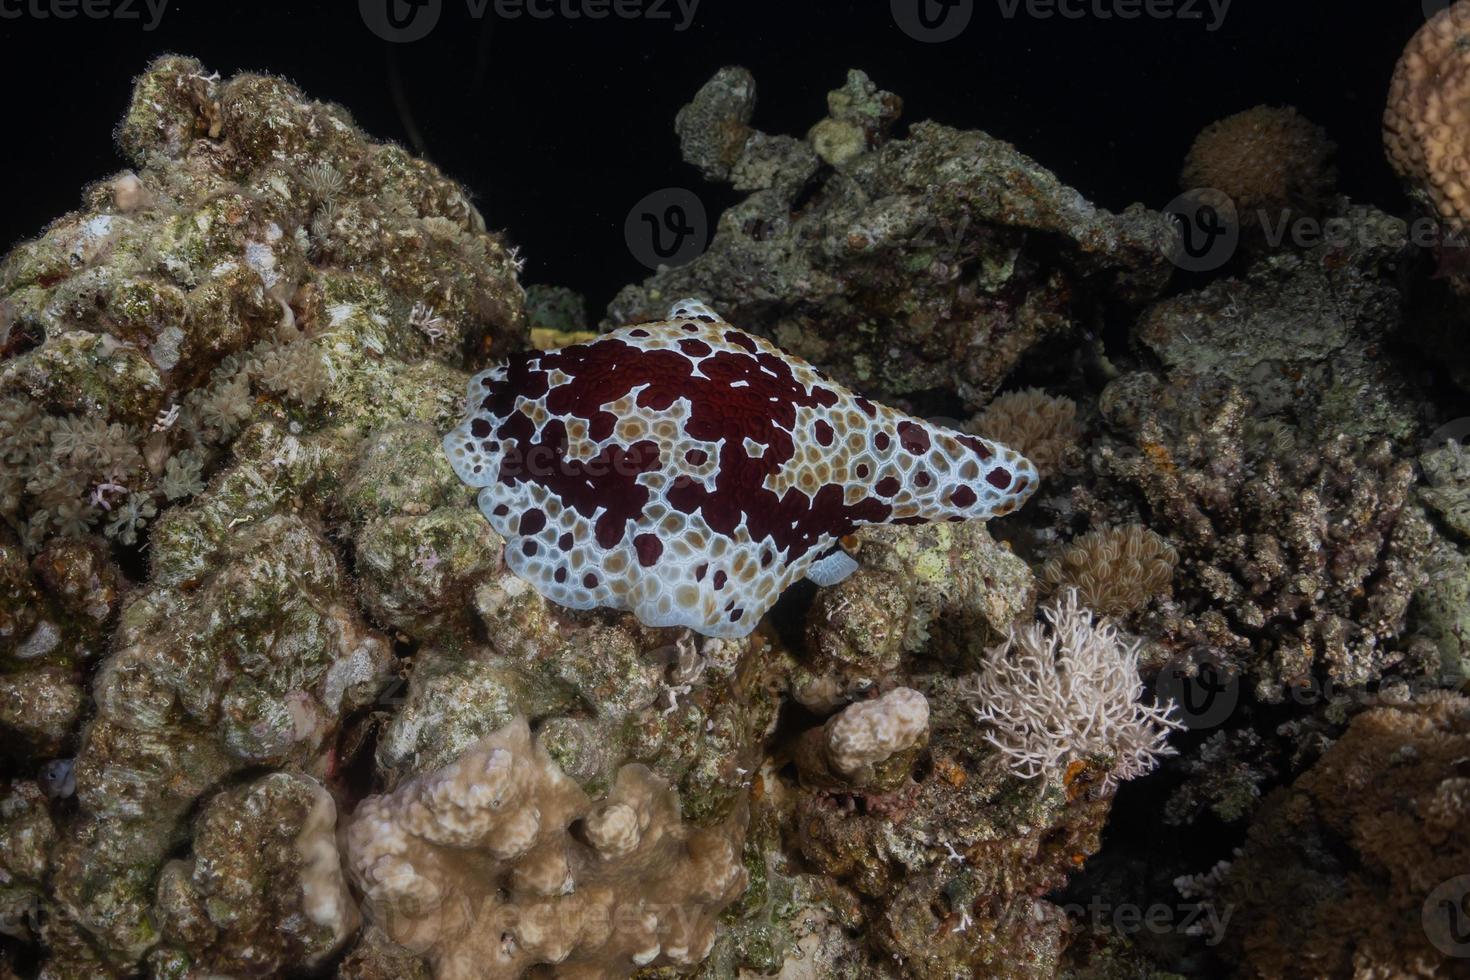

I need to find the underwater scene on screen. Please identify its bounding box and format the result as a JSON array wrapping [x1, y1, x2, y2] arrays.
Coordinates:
[[1, 1, 1469, 977]]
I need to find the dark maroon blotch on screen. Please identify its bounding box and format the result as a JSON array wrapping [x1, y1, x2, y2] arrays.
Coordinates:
[[897, 420, 931, 455], [634, 533, 664, 567], [520, 508, 546, 535]]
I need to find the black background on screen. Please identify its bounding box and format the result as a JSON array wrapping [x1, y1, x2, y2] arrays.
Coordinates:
[[0, 0, 1434, 314]]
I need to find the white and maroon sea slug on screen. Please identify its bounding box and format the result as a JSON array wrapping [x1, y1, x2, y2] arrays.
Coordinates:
[[444, 301, 1038, 638]]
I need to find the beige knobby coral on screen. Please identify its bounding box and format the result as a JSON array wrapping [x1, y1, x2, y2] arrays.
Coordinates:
[[1042, 524, 1177, 617], [1182, 105, 1335, 228], [825, 686, 930, 777], [968, 388, 1080, 478], [344, 716, 748, 979], [1386, 2, 1470, 231]]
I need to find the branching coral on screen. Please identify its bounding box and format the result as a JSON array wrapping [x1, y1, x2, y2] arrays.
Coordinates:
[[1092, 379, 1433, 698], [1041, 524, 1176, 618], [345, 716, 748, 979], [959, 589, 1181, 791]]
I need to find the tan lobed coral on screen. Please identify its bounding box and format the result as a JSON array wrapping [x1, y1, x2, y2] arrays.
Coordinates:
[[1181, 105, 1335, 229], [1041, 524, 1176, 618], [1386, 1, 1470, 232], [969, 388, 1081, 478], [345, 716, 748, 980]]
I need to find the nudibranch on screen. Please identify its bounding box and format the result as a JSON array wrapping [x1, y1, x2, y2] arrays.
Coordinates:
[[444, 301, 1038, 638]]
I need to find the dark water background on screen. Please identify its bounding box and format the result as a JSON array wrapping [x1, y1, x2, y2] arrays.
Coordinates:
[[0, 0, 1428, 313]]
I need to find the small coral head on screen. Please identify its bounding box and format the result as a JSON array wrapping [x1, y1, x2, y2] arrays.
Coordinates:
[[444, 301, 1037, 637]]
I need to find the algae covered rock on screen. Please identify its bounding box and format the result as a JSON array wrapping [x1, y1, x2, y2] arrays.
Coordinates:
[[148, 772, 356, 976], [611, 68, 1171, 411]]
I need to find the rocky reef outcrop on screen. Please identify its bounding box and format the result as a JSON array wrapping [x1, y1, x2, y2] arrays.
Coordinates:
[[2, 46, 1469, 980]]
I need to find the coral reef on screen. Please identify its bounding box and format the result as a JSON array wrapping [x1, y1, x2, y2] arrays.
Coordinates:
[[1180, 105, 1335, 228], [1219, 692, 1470, 978], [345, 716, 747, 979], [4, 48, 1468, 980], [608, 69, 1171, 411], [960, 590, 1181, 791], [1386, 1, 1470, 232], [1041, 524, 1176, 619]]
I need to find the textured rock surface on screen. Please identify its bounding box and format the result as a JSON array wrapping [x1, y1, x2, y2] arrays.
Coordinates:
[[1220, 693, 1470, 979], [608, 69, 1171, 412]]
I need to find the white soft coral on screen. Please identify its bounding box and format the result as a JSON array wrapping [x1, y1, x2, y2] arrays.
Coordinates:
[[960, 588, 1182, 791]]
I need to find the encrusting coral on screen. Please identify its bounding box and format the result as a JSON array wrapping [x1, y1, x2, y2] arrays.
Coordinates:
[[793, 686, 931, 791], [1218, 692, 1470, 978], [959, 589, 1181, 792], [149, 772, 357, 976], [345, 716, 748, 979]]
